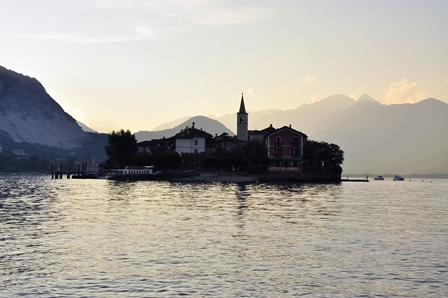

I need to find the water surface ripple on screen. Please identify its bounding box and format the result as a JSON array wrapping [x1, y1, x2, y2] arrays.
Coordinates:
[[1, 175, 447, 297]]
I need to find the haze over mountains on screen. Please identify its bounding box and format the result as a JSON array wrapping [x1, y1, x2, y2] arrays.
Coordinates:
[[138, 94, 448, 175], [1, 65, 447, 175]]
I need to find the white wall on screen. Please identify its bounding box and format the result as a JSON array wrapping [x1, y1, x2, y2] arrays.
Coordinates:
[[175, 137, 206, 154]]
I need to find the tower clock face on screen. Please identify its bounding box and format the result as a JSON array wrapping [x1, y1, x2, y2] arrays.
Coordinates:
[[240, 117, 245, 123]]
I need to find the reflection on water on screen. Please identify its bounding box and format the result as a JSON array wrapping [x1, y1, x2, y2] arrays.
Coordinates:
[[1, 174, 447, 297]]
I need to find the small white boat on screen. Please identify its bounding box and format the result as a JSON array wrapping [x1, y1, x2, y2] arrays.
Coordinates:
[[106, 166, 155, 180], [393, 174, 404, 181], [374, 175, 384, 180]]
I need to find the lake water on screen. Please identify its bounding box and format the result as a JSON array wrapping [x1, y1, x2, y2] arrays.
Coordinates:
[[1, 174, 447, 297]]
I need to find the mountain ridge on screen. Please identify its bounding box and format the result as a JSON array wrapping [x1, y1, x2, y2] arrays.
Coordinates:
[[0, 66, 88, 148], [1, 65, 447, 175], [151, 97, 448, 175], [135, 115, 234, 142]]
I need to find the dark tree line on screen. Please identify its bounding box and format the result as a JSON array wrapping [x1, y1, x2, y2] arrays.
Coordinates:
[[0, 154, 50, 172]]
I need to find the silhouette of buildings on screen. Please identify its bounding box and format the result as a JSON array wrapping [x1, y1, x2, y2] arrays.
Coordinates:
[[137, 94, 307, 173]]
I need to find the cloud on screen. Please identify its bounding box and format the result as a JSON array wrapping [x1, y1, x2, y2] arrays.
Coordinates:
[[383, 78, 427, 105], [305, 75, 317, 83], [277, 85, 287, 91], [194, 8, 269, 25], [310, 95, 322, 103], [1, 0, 270, 43]]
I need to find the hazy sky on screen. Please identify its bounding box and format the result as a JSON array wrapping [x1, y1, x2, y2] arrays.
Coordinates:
[[2, 0, 448, 133]]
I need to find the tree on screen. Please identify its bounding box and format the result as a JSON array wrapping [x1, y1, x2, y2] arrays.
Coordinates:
[[152, 151, 181, 171], [303, 139, 344, 176], [242, 139, 269, 174], [104, 129, 138, 168]]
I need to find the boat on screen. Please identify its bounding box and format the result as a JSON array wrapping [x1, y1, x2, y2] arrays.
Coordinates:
[[393, 174, 404, 181], [105, 166, 197, 181], [373, 175, 384, 180], [106, 166, 156, 181]]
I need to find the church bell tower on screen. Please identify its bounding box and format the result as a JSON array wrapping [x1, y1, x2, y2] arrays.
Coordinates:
[[237, 93, 248, 141]]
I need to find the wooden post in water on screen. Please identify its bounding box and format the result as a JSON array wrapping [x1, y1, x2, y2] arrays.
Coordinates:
[[67, 167, 71, 179], [59, 163, 63, 179], [51, 163, 54, 179]]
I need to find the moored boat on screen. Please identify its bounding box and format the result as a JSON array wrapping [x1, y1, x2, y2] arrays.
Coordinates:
[[106, 166, 155, 181], [393, 174, 404, 181]]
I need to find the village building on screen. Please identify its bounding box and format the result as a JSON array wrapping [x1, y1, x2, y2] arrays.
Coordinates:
[[172, 122, 213, 155], [264, 125, 307, 173], [248, 124, 277, 141], [137, 138, 172, 154], [136, 94, 307, 173], [236, 95, 307, 173], [213, 132, 244, 151]]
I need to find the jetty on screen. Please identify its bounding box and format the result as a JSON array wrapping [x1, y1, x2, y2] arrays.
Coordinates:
[[51, 162, 93, 179]]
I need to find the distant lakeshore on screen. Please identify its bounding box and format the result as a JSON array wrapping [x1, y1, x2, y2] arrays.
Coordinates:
[[343, 173, 448, 179]]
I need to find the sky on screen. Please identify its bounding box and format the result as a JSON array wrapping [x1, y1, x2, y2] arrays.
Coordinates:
[[1, 0, 448, 133]]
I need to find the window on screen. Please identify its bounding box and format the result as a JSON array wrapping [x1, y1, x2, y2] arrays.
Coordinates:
[[275, 147, 282, 157], [194, 140, 198, 145], [293, 136, 299, 146], [293, 147, 299, 157], [276, 136, 281, 145]]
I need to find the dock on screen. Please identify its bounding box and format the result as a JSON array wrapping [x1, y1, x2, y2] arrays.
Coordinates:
[[341, 178, 369, 182], [51, 162, 90, 179]]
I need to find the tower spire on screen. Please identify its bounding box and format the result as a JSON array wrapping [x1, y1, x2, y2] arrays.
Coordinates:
[[237, 93, 248, 141], [239, 93, 247, 114]]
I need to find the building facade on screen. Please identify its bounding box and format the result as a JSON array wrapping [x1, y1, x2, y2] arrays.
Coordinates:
[[173, 123, 213, 155], [265, 126, 307, 173]]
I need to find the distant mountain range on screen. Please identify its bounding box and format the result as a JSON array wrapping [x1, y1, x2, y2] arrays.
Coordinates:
[[1, 65, 447, 175], [147, 94, 448, 175]]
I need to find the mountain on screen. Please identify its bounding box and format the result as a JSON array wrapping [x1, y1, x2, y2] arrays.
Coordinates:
[[155, 95, 448, 175], [0, 66, 89, 148], [311, 98, 448, 175], [3, 65, 446, 175], [214, 94, 357, 135], [77, 120, 97, 133], [135, 115, 234, 142], [151, 116, 191, 131], [0, 66, 107, 160]]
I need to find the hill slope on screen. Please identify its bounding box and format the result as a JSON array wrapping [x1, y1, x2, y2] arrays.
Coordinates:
[[135, 115, 234, 142], [0, 66, 87, 148]]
